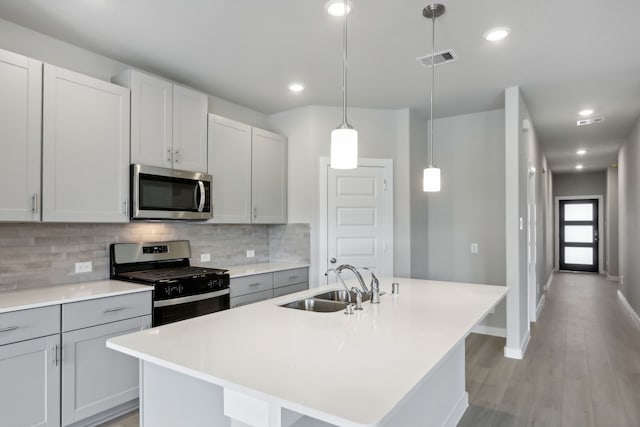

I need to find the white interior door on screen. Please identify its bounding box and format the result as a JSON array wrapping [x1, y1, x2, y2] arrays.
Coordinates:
[[326, 163, 392, 279], [528, 169, 537, 322]]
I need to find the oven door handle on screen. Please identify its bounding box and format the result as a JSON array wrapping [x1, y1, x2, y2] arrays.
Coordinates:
[[153, 289, 230, 308]]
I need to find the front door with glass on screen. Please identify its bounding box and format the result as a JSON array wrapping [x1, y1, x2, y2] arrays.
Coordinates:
[[559, 199, 598, 272]]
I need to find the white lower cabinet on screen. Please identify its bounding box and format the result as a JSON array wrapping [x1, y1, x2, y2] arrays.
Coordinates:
[[61, 315, 151, 426], [230, 267, 309, 308], [0, 334, 60, 427], [0, 291, 151, 427]]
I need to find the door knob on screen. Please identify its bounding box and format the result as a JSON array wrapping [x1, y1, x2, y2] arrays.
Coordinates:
[[330, 258, 337, 264]]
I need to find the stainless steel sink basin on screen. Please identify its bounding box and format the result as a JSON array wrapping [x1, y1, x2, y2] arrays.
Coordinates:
[[313, 290, 371, 303], [280, 298, 347, 313]]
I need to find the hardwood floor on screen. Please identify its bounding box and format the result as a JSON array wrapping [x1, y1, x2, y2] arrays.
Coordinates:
[[459, 272, 640, 427], [100, 272, 640, 427]]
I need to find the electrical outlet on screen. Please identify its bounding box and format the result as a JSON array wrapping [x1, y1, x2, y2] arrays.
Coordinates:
[[75, 262, 92, 273], [200, 253, 211, 262], [470, 243, 479, 254], [246, 250, 255, 258]]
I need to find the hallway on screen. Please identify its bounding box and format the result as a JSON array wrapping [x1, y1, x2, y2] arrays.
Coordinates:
[[459, 272, 640, 426]]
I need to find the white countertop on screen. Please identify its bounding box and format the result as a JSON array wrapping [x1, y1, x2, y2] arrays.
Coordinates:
[[107, 277, 506, 426], [224, 262, 309, 278], [0, 280, 152, 314]]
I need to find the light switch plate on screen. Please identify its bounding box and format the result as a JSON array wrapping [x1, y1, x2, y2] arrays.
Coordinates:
[[75, 262, 92, 273], [246, 250, 255, 258], [200, 253, 211, 262], [470, 243, 479, 254]]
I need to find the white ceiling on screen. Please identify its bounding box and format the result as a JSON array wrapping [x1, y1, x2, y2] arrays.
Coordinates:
[[1, 0, 639, 172]]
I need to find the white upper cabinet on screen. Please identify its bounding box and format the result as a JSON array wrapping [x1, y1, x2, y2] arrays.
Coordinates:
[[208, 115, 252, 223], [252, 127, 287, 224], [173, 84, 208, 172], [43, 64, 130, 223], [0, 49, 42, 221], [114, 70, 208, 173], [208, 115, 287, 224], [127, 70, 173, 168]]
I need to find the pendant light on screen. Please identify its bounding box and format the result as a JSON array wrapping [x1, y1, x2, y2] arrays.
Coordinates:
[[330, 0, 358, 169], [423, 4, 444, 192]]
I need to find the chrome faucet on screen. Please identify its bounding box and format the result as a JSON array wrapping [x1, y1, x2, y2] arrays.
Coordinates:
[[363, 268, 381, 304], [325, 268, 354, 315], [335, 264, 370, 294]]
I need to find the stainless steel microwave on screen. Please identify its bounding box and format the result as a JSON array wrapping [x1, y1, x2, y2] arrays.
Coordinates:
[[130, 164, 212, 220]]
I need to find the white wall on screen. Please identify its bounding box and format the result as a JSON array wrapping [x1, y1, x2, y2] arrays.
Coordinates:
[[618, 117, 640, 318], [504, 87, 530, 358], [553, 172, 607, 197], [409, 111, 429, 279], [0, 18, 270, 129], [268, 105, 412, 287], [411, 109, 507, 329]]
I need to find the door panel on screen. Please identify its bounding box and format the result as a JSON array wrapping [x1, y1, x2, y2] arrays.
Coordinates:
[[559, 199, 598, 272], [327, 165, 390, 277]]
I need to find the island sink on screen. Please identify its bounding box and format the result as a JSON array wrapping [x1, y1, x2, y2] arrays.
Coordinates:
[[280, 298, 346, 312], [313, 289, 371, 303]]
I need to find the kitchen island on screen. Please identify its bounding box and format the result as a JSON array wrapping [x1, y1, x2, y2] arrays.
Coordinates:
[[107, 277, 507, 427]]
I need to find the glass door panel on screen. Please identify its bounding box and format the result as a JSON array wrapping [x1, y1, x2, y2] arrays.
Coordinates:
[[564, 247, 594, 265], [564, 225, 593, 243], [564, 204, 593, 221]]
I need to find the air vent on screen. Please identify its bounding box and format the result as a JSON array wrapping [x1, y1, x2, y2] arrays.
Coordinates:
[[577, 117, 605, 126], [417, 49, 457, 68]]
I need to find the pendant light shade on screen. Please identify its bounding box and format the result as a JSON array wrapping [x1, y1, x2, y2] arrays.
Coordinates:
[[330, 0, 358, 169], [331, 126, 358, 169], [422, 4, 445, 192], [423, 166, 441, 192]]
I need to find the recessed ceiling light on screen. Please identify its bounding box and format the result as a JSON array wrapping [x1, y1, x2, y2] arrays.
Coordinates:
[[576, 149, 587, 155], [484, 27, 510, 42], [326, 0, 351, 16], [288, 83, 305, 93], [576, 164, 584, 170], [578, 109, 594, 117]]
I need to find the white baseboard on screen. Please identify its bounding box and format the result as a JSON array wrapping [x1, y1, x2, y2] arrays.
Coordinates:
[[471, 325, 506, 338], [536, 294, 546, 319], [608, 274, 621, 282], [544, 272, 554, 291], [443, 392, 469, 427], [618, 290, 640, 330], [504, 329, 531, 360]]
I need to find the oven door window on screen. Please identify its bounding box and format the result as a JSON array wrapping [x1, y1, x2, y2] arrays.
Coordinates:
[[153, 294, 230, 326], [139, 173, 207, 212]]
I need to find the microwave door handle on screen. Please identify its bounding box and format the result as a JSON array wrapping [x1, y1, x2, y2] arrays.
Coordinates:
[[198, 181, 206, 212]]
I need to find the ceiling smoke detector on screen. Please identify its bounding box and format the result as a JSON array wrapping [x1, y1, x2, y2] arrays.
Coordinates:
[[417, 49, 456, 68], [576, 117, 604, 126]]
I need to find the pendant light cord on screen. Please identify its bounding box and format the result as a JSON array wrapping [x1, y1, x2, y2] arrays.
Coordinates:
[[429, 11, 435, 167], [342, 0, 348, 125]]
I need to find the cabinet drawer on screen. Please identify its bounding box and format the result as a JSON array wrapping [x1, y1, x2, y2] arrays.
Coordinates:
[[273, 282, 308, 298], [62, 292, 152, 332], [230, 290, 273, 308], [273, 268, 308, 289], [230, 273, 273, 297], [0, 305, 60, 345]]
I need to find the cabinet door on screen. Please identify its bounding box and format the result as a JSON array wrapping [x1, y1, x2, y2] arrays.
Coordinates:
[[0, 335, 60, 427], [42, 64, 130, 222], [0, 49, 42, 221], [129, 71, 173, 168], [61, 315, 151, 426], [252, 128, 287, 224], [208, 115, 252, 223], [172, 84, 208, 173]]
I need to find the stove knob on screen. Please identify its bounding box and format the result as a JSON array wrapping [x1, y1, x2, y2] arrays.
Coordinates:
[[207, 280, 214, 288], [178, 284, 183, 293], [164, 285, 172, 296]]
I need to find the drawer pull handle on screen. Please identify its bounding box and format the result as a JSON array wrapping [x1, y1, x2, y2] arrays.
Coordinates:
[[104, 306, 126, 313], [288, 276, 298, 280], [0, 326, 18, 333], [53, 344, 60, 367], [249, 283, 261, 287]]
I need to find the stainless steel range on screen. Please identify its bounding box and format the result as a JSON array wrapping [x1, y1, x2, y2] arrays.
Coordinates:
[[110, 240, 230, 326]]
